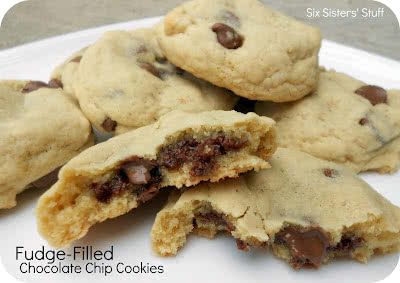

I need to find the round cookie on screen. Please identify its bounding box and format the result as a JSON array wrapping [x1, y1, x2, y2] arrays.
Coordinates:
[[157, 0, 321, 102], [256, 69, 400, 173], [74, 28, 238, 135], [51, 47, 88, 101], [36, 110, 276, 247], [0, 80, 94, 209]]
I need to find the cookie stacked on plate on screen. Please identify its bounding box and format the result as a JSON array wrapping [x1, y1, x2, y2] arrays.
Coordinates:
[[1, 0, 399, 270]]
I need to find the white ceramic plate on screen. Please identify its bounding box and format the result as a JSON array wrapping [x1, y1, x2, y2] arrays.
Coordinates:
[[0, 17, 399, 283]]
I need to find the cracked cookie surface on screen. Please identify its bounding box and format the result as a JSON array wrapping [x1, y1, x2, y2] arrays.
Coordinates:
[[157, 0, 321, 102], [256, 69, 400, 173], [151, 148, 400, 269], [36, 110, 276, 248], [74, 28, 238, 135], [0, 80, 94, 209]]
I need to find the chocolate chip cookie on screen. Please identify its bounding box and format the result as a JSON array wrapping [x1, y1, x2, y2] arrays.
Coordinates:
[[74, 28, 238, 135], [0, 80, 94, 209], [157, 0, 321, 102], [36, 110, 276, 248], [51, 47, 87, 101], [151, 148, 400, 269], [256, 69, 400, 173]]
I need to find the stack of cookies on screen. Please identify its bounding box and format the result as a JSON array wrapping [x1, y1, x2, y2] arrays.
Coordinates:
[[1, 0, 399, 270]]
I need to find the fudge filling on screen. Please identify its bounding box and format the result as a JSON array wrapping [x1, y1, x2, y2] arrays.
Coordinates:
[[92, 134, 247, 203], [158, 135, 248, 177], [275, 226, 364, 269], [194, 210, 252, 252], [194, 211, 235, 232], [92, 157, 161, 203]]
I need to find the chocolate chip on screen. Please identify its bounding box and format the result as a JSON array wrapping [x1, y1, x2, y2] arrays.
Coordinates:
[[157, 135, 247, 177], [123, 164, 150, 184], [140, 63, 161, 78], [197, 212, 228, 227], [136, 183, 160, 203], [102, 117, 117, 132], [275, 226, 331, 269], [22, 81, 49, 93], [359, 118, 369, 125], [355, 85, 387, 105], [236, 239, 250, 252], [323, 169, 336, 178], [70, 56, 82, 63], [121, 158, 158, 185], [92, 173, 130, 203], [327, 235, 363, 255], [136, 167, 162, 204], [48, 79, 63, 89], [211, 23, 243, 49]]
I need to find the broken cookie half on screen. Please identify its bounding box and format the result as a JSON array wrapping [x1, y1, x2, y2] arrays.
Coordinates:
[[151, 177, 269, 256], [36, 110, 276, 248], [151, 148, 400, 269]]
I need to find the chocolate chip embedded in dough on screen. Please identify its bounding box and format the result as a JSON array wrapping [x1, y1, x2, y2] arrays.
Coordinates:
[[92, 173, 130, 203], [70, 56, 82, 63], [275, 226, 331, 269], [136, 183, 160, 203], [121, 158, 158, 185], [327, 235, 364, 255], [236, 239, 250, 252], [355, 85, 387, 106], [359, 118, 369, 125], [323, 169, 336, 178], [22, 81, 49, 93], [48, 79, 63, 89], [102, 117, 117, 132], [211, 23, 243, 49], [140, 63, 161, 78]]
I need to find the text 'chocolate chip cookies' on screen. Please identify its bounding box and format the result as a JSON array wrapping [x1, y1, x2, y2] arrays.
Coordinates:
[[0, 80, 94, 209], [157, 0, 321, 102], [36, 110, 276, 248], [1, 0, 399, 275], [256, 69, 400, 173], [151, 148, 400, 269], [74, 28, 238, 135]]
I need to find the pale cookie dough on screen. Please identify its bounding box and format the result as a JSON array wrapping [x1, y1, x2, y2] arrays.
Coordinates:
[[0, 80, 94, 209], [152, 148, 400, 269], [157, 0, 321, 102], [151, 178, 269, 256], [74, 28, 238, 135], [256, 69, 400, 174], [36, 110, 276, 248], [51, 47, 87, 101]]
